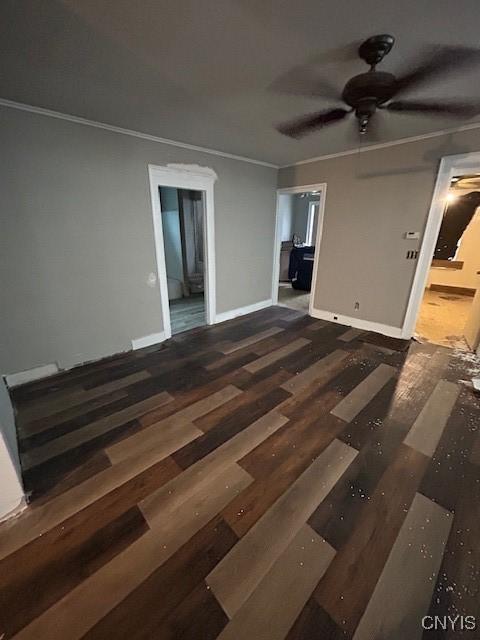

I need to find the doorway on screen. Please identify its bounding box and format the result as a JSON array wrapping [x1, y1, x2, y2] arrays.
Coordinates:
[[272, 184, 326, 315], [159, 187, 206, 334], [148, 164, 217, 340], [403, 153, 480, 353]]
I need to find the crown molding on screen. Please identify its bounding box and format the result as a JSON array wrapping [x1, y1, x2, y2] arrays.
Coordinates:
[[5, 96, 480, 172], [281, 119, 480, 168], [0, 97, 278, 169]]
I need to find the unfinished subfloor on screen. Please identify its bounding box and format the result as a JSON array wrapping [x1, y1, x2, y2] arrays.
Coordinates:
[[278, 282, 310, 313], [415, 288, 473, 350], [1, 305, 480, 639]]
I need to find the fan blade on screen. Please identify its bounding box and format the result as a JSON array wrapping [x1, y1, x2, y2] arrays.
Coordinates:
[[269, 68, 342, 101], [277, 108, 350, 138], [393, 46, 480, 96], [386, 100, 480, 117], [269, 41, 359, 101]]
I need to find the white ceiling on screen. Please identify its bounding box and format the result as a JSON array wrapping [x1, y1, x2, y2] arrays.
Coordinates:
[[2, 0, 480, 166]]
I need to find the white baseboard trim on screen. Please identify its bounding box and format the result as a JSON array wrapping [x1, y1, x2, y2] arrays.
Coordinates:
[[131, 331, 167, 350], [5, 363, 59, 388], [310, 308, 404, 339], [215, 299, 273, 323], [0, 496, 27, 524]]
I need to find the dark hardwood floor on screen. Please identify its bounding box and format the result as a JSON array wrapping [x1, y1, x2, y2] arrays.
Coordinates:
[[1, 305, 479, 639]]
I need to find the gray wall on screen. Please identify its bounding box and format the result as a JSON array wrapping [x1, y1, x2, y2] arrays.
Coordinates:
[[279, 129, 480, 329], [0, 106, 277, 374]]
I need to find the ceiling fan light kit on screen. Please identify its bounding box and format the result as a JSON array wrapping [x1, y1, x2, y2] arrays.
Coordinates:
[[277, 35, 480, 139]]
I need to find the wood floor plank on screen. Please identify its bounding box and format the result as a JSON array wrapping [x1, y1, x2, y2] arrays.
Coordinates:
[[338, 327, 365, 342], [308, 348, 450, 549], [0, 455, 180, 634], [205, 350, 258, 372], [22, 391, 174, 470], [192, 371, 290, 431], [3, 310, 479, 640], [105, 385, 241, 464], [286, 599, 346, 640], [308, 425, 400, 550], [201, 324, 290, 365], [18, 370, 152, 424], [206, 439, 358, 619], [335, 345, 450, 454], [404, 379, 459, 457], [173, 374, 291, 468], [0, 506, 148, 638], [330, 363, 396, 422], [352, 493, 453, 640], [19, 394, 140, 453], [215, 525, 335, 640], [360, 332, 410, 352], [21, 418, 144, 500], [220, 326, 284, 354], [140, 410, 288, 526], [0, 424, 196, 561], [239, 394, 341, 481], [418, 387, 480, 513], [153, 582, 229, 640], [470, 430, 480, 465], [82, 518, 238, 640], [243, 337, 311, 373], [137, 374, 249, 428], [280, 349, 350, 395], [13, 464, 252, 640], [249, 329, 309, 357], [306, 319, 328, 331], [18, 390, 129, 438], [360, 341, 395, 356], [275, 352, 365, 419], [226, 406, 347, 537], [423, 461, 480, 638], [23, 450, 112, 502], [314, 444, 429, 635]]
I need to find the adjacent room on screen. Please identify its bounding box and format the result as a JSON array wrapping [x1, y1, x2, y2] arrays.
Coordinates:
[[276, 190, 322, 313], [1, 2, 480, 639], [415, 175, 480, 350], [160, 187, 206, 334]]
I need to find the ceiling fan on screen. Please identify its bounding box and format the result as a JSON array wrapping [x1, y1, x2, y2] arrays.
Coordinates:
[[276, 35, 480, 138]]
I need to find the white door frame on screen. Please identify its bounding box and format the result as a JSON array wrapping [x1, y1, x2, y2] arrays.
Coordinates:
[[401, 151, 480, 339], [148, 164, 217, 340], [305, 200, 319, 246], [272, 183, 327, 317]]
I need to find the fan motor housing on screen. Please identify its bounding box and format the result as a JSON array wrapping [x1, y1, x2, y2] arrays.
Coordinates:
[[358, 34, 395, 65], [342, 71, 397, 108]]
